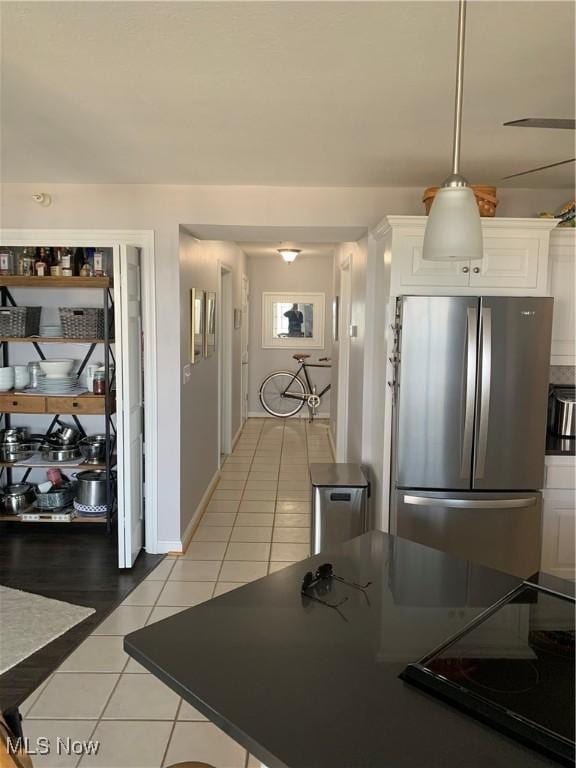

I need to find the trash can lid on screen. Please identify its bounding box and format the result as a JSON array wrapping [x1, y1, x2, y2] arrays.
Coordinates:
[[309, 463, 368, 488]]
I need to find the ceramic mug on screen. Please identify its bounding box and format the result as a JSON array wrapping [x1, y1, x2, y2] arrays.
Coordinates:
[[14, 365, 30, 389], [0, 366, 14, 392]]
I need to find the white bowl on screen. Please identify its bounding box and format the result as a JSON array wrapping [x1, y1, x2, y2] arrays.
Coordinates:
[[39, 359, 75, 379]]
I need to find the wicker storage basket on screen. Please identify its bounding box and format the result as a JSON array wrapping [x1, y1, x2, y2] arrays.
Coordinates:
[[59, 307, 105, 339], [423, 185, 498, 217], [0, 306, 42, 337]]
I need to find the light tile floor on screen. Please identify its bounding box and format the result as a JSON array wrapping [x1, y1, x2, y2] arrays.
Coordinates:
[[20, 418, 333, 768]]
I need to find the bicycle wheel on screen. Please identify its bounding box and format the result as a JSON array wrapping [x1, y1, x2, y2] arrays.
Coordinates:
[[259, 371, 306, 418]]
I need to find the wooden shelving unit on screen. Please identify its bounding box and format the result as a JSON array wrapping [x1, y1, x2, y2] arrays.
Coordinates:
[[0, 267, 117, 529], [0, 514, 106, 524], [0, 276, 111, 288], [0, 336, 108, 345]]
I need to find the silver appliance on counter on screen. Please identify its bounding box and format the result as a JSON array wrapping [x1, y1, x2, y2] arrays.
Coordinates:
[[549, 386, 576, 438], [391, 295, 553, 578]]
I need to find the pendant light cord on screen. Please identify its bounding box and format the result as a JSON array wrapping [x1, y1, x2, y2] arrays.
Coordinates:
[[451, 0, 467, 176]]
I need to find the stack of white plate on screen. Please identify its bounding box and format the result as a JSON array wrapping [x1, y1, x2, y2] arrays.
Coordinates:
[[0, 366, 14, 392], [35, 374, 80, 394], [40, 325, 63, 338]]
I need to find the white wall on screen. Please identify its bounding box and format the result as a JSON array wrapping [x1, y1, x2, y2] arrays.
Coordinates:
[[247, 253, 334, 415], [1, 182, 568, 549], [179, 231, 245, 538]]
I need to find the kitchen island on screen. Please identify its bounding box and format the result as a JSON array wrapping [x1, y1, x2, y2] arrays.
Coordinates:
[[126, 532, 572, 768]]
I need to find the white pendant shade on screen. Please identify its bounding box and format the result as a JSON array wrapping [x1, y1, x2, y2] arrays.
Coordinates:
[[422, 186, 483, 261]]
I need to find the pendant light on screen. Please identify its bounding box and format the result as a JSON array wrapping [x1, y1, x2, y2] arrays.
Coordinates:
[[278, 248, 300, 263], [422, 0, 483, 261]]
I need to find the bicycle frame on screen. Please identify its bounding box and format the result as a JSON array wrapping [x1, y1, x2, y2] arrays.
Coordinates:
[[282, 361, 331, 402]]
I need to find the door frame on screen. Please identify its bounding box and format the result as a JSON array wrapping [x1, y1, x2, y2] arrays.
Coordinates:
[[218, 261, 233, 463], [241, 273, 249, 426], [336, 254, 352, 461], [0, 228, 158, 557]]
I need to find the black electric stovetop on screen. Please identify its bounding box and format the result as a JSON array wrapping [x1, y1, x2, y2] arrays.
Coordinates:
[[402, 583, 575, 765]]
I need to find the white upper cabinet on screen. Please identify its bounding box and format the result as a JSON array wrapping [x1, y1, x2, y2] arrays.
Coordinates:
[[375, 216, 560, 297], [548, 229, 576, 366]]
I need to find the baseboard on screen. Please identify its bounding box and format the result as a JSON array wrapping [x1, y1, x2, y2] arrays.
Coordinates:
[[170, 468, 222, 554], [155, 540, 184, 554], [232, 424, 243, 449], [328, 428, 336, 460], [247, 411, 331, 419]]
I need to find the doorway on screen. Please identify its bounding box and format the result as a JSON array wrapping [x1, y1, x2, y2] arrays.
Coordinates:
[[219, 264, 233, 462], [336, 255, 352, 460], [241, 274, 249, 426]]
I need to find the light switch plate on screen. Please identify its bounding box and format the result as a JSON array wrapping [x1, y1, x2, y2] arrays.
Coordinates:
[[349, 324, 358, 338], [183, 364, 191, 384]]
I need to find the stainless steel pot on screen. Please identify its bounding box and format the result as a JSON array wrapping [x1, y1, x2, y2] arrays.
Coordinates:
[[0, 427, 29, 444], [3, 483, 36, 515], [0, 442, 37, 463], [54, 421, 81, 445], [79, 435, 107, 465], [74, 470, 111, 507], [41, 444, 81, 463]]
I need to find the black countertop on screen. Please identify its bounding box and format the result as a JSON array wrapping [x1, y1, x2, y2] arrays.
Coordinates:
[[546, 432, 575, 457], [125, 532, 567, 768]]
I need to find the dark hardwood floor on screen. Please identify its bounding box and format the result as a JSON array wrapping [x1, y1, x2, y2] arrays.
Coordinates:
[[0, 521, 163, 713]]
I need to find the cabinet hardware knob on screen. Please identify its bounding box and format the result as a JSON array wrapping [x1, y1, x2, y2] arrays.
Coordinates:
[[473, 267, 480, 274], [462, 266, 469, 273], [12, 401, 17, 406]]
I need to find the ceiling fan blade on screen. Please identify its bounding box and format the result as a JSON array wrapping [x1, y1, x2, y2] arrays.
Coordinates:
[[503, 118, 576, 129], [502, 158, 576, 180]]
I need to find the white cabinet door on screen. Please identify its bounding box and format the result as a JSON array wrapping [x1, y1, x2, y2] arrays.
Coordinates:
[[548, 230, 576, 365], [397, 234, 470, 288], [541, 489, 576, 580], [469, 234, 541, 289], [115, 245, 144, 568]]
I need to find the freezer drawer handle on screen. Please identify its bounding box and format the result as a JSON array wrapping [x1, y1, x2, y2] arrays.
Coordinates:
[[330, 493, 351, 502], [403, 495, 536, 509]]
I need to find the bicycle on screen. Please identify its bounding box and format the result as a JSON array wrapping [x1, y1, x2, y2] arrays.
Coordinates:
[[259, 354, 332, 420]]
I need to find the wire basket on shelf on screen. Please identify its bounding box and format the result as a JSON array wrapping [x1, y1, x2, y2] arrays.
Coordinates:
[[59, 307, 106, 339], [0, 306, 42, 337]]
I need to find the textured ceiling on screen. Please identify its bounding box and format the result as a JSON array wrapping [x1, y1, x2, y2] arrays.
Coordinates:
[[1, 1, 574, 187]]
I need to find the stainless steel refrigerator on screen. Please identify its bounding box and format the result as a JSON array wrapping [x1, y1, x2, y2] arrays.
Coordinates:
[[391, 295, 553, 578]]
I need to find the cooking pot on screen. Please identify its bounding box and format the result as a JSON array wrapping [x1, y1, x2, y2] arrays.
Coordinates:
[[74, 470, 113, 507], [0, 427, 29, 444], [41, 444, 82, 463], [0, 442, 37, 463], [3, 483, 36, 515], [53, 420, 81, 445], [79, 435, 107, 465]]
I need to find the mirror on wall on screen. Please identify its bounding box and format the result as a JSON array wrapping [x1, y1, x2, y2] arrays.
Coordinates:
[[204, 291, 216, 357], [262, 292, 325, 349], [190, 288, 204, 363]]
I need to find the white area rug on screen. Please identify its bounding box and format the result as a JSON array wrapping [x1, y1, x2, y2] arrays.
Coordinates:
[[0, 586, 95, 675]]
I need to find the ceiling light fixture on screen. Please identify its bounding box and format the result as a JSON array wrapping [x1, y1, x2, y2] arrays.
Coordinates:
[[278, 248, 301, 263], [422, 0, 483, 262]]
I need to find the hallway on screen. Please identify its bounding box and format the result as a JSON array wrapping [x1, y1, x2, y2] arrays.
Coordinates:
[[192, 417, 333, 586], [19, 418, 333, 768]]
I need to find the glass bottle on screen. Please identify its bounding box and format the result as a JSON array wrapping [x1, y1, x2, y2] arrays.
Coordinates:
[[35, 248, 48, 277], [93, 370, 106, 395], [73, 247, 85, 276]]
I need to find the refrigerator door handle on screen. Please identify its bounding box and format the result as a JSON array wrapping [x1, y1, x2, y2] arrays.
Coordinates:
[[461, 306, 478, 478], [403, 495, 537, 509], [475, 306, 492, 479]]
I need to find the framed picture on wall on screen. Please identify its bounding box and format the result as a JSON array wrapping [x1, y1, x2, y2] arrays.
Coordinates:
[[190, 288, 205, 364], [261, 292, 325, 349], [204, 291, 216, 357], [333, 295, 340, 341]]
